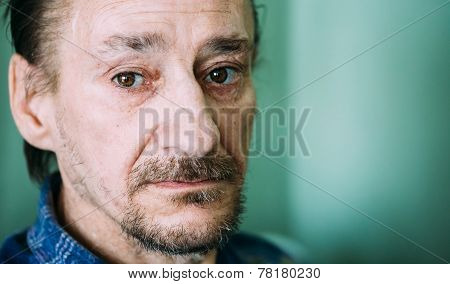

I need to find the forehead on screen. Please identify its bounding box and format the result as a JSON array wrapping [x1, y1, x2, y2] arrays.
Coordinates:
[[70, 0, 253, 50]]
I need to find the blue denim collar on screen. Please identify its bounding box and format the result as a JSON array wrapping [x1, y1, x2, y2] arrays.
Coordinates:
[[26, 173, 103, 264]]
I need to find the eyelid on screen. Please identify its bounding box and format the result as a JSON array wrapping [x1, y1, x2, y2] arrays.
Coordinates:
[[110, 68, 144, 81], [111, 71, 143, 82], [105, 61, 158, 79], [201, 62, 245, 82]]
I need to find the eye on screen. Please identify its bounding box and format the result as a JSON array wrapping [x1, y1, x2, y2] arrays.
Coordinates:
[[112, 72, 144, 88], [205, 67, 238, 85]]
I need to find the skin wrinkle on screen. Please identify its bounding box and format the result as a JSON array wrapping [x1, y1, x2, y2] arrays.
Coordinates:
[[88, 2, 232, 41], [22, 0, 257, 264], [56, 96, 116, 205], [56, 110, 98, 203], [100, 32, 169, 54], [126, 9, 232, 15], [71, 8, 80, 36], [128, 123, 158, 184], [92, 0, 231, 19], [81, 1, 253, 79]]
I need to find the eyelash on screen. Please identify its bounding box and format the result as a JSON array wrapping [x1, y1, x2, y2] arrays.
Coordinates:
[[109, 63, 246, 99]]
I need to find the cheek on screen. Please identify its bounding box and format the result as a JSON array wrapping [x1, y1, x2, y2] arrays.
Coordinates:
[[56, 81, 144, 197], [217, 87, 256, 169]]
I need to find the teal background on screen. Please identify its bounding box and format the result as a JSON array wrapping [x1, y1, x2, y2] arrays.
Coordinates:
[[1, 0, 449, 263]]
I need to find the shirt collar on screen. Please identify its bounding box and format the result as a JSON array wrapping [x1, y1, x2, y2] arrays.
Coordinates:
[[26, 173, 103, 264]]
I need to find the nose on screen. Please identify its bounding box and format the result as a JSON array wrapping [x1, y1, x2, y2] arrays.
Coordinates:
[[154, 67, 220, 157]]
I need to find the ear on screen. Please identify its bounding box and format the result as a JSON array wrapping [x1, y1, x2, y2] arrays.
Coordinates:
[[9, 53, 55, 151]]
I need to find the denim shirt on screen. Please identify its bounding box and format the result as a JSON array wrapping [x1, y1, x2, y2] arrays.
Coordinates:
[[0, 173, 293, 264]]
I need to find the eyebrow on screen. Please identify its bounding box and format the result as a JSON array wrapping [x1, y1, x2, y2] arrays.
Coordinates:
[[197, 35, 253, 60], [98, 32, 168, 55], [96, 32, 253, 62]]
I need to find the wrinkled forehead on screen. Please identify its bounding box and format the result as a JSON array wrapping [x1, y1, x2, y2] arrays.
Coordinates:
[[70, 0, 253, 51]]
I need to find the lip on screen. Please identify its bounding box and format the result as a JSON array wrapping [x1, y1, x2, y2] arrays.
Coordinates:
[[152, 180, 217, 189]]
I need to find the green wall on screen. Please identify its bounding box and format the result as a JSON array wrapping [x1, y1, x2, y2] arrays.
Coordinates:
[[1, 1, 449, 263], [284, 0, 449, 263]]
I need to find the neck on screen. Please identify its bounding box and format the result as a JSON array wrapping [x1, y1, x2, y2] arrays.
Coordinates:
[[56, 181, 217, 264]]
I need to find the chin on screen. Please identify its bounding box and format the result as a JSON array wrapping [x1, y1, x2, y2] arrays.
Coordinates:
[[120, 187, 244, 255]]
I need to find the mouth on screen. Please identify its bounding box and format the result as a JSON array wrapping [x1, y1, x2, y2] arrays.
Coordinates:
[[152, 179, 219, 189]]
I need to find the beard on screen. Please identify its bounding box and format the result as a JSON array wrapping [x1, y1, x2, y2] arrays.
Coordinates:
[[120, 155, 245, 256]]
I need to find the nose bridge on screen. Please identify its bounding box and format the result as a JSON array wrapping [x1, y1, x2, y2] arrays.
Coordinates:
[[157, 64, 219, 157]]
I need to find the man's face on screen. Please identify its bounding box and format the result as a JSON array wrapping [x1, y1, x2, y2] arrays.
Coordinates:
[[50, 0, 256, 254]]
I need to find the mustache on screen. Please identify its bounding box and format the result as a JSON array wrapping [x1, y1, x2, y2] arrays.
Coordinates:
[[128, 155, 239, 193]]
